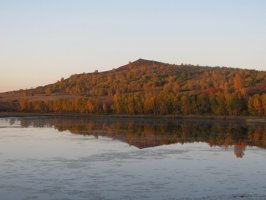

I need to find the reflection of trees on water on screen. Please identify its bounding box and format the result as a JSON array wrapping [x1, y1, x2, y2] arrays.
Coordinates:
[[234, 144, 246, 158], [15, 117, 266, 158]]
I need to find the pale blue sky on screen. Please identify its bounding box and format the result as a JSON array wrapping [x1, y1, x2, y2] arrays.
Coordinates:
[[0, 0, 266, 92]]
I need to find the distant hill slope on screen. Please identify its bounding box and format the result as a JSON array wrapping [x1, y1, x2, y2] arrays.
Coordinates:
[[0, 59, 266, 115]]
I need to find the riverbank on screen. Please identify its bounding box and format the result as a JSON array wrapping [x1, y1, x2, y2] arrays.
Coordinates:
[[0, 112, 266, 122]]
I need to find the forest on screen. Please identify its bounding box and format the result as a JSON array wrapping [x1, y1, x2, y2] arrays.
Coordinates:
[[1, 59, 266, 116]]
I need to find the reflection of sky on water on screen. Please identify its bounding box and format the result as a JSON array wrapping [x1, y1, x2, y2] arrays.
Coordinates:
[[0, 117, 266, 200]]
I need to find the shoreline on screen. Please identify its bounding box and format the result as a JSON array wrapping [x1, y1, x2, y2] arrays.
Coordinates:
[[0, 112, 266, 122]]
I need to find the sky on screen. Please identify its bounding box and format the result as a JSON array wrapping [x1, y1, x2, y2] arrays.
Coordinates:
[[0, 0, 266, 92]]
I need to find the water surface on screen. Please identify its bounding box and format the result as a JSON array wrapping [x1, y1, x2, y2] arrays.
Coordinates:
[[0, 117, 266, 200]]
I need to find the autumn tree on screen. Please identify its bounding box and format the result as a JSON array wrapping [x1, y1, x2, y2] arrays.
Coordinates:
[[86, 99, 97, 113], [234, 74, 245, 94], [19, 99, 29, 111]]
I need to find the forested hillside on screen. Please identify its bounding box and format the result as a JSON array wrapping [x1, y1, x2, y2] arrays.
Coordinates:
[[1, 59, 266, 115]]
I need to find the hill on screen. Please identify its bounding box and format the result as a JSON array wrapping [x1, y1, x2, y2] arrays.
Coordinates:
[[0, 59, 266, 115]]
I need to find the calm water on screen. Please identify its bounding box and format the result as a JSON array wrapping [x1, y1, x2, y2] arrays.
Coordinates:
[[0, 117, 266, 200]]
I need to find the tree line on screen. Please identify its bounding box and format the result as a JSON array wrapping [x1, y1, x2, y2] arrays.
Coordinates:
[[17, 90, 266, 116]]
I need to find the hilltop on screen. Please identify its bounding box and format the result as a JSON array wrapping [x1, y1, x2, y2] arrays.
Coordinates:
[[0, 59, 266, 115]]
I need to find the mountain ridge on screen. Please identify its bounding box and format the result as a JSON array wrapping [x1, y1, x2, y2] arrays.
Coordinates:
[[0, 59, 266, 115], [2, 58, 264, 94]]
